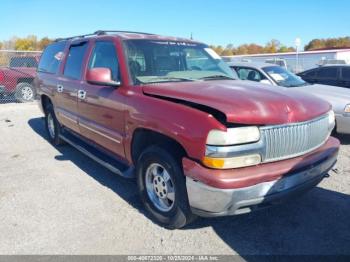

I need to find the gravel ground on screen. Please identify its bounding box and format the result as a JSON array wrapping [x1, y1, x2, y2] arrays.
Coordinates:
[[0, 102, 349, 256]]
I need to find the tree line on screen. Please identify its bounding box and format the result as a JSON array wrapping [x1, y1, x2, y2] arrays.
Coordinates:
[[0, 36, 53, 51], [0, 35, 349, 55]]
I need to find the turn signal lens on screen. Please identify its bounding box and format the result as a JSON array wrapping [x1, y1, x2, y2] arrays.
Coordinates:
[[203, 154, 261, 169]]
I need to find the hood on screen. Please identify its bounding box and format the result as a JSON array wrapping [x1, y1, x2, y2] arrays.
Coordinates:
[[142, 80, 331, 125], [3, 67, 37, 77], [297, 84, 350, 113]]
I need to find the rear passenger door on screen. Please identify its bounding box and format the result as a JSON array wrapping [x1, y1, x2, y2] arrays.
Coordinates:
[[340, 67, 350, 88], [55, 40, 89, 133]]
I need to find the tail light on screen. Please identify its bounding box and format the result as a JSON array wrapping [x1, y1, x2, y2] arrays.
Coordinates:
[[0, 71, 4, 83]]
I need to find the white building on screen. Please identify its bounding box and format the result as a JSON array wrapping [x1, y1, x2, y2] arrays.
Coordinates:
[[222, 48, 350, 73]]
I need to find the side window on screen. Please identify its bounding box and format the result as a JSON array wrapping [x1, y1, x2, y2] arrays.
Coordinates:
[[303, 69, 316, 78], [88, 41, 120, 81], [63, 42, 88, 80], [38, 41, 66, 74], [317, 67, 338, 80], [341, 67, 350, 81], [235, 67, 266, 82]]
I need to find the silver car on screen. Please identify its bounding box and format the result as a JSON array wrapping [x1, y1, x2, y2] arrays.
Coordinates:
[[229, 62, 350, 134]]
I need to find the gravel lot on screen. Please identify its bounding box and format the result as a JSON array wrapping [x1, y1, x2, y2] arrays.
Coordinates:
[[0, 102, 349, 256]]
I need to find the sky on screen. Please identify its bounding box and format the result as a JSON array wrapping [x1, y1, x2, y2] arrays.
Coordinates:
[[1, 0, 350, 48]]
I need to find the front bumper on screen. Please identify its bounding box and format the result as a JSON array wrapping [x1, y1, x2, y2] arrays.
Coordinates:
[[335, 113, 350, 134], [184, 137, 339, 217]]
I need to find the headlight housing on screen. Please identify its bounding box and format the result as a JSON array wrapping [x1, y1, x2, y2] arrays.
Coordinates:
[[204, 126, 262, 169], [206, 126, 260, 146]]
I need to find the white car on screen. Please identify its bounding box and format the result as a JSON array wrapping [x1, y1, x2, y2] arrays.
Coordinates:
[[229, 62, 350, 134]]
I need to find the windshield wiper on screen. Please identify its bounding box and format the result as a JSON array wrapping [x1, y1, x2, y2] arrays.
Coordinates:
[[142, 76, 197, 84], [198, 75, 235, 81]]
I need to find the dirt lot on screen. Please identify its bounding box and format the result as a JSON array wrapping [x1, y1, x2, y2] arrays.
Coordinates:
[[0, 102, 349, 256]]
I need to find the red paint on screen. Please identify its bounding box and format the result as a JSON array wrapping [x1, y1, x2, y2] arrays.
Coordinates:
[[36, 32, 339, 189], [0, 55, 40, 92], [86, 68, 113, 84]]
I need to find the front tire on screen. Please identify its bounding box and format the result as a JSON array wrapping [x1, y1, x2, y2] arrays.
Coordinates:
[[44, 104, 64, 146], [136, 146, 196, 229], [15, 82, 35, 103]]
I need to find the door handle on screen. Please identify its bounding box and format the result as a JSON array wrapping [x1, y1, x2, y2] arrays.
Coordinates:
[[78, 90, 87, 100], [57, 85, 64, 93]]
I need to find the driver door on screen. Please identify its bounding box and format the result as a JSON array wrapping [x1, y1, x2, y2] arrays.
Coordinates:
[[78, 40, 126, 158]]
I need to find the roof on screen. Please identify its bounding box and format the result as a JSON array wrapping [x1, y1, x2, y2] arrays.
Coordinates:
[[227, 61, 274, 69], [222, 48, 350, 58], [55, 30, 200, 44]]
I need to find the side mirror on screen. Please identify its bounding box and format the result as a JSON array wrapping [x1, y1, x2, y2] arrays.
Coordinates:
[[86, 68, 121, 87], [260, 79, 272, 85]]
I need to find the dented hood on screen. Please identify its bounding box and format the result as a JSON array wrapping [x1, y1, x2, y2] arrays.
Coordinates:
[[142, 80, 331, 125]]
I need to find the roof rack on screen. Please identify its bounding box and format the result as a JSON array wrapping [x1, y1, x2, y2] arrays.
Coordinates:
[[54, 30, 155, 42], [94, 30, 155, 36]]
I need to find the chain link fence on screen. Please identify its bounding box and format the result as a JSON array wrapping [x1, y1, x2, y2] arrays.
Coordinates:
[[0, 50, 41, 104]]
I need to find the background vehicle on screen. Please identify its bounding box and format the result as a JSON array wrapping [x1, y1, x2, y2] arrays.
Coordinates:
[[35, 31, 338, 229], [0, 56, 39, 102], [230, 62, 350, 134], [298, 65, 350, 89]]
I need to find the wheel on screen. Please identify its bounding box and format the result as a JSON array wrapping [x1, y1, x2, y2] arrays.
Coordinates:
[[44, 104, 65, 146], [136, 146, 196, 229], [15, 82, 35, 103]]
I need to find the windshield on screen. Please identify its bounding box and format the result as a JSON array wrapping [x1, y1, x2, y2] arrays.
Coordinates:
[[124, 40, 236, 84], [262, 66, 308, 87]]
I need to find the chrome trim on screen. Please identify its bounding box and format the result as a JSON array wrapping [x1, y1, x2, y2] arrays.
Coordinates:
[[206, 113, 332, 164], [206, 139, 265, 158], [187, 152, 337, 217], [261, 113, 331, 162], [79, 122, 121, 144]]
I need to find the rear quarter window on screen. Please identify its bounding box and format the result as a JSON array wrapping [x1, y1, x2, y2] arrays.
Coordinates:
[[38, 41, 66, 74]]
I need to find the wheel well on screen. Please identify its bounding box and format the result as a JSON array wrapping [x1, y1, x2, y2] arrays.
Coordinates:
[[131, 129, 187, 165], [41, 95, 52, 113], [17, 78, 34, 85]]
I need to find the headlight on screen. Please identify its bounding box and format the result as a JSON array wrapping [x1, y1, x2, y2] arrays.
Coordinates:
[[203, 154, 261, 169], [344, 104, 350, 114], [206, 126, 260, 146]]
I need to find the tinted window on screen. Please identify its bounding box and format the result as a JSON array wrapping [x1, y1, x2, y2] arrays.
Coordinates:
[[63, 42, 88, 80], [342, 67, 350, 81], [38, 41, 66, 74], [317, 67, 338, 79], [234, 67, 266, 82], [303, 69, 316, 78], [10, 57, 38, 68], [88, 41, 119, 81]]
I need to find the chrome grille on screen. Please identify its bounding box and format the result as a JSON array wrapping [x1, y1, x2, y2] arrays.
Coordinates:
[[261, 114, 330, 162]]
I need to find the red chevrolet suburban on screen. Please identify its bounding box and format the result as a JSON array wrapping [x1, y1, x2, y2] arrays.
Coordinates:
[[35, 31, 339, 229]]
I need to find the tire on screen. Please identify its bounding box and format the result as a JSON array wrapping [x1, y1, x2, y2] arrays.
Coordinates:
[[44, 104, 65, 146], [15, 82, 35, 103], [136, 146, 196, 229]]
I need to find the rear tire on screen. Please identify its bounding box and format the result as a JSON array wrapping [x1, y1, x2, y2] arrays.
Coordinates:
[[136, 146, 196, 229], [15, 82, 35, 103], [44, 104, 65, 146]]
